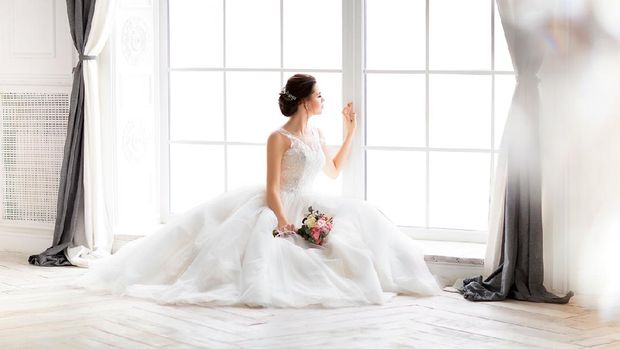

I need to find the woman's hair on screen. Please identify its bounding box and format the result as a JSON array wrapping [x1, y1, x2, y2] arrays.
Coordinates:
[[278, 74, 316, 117]]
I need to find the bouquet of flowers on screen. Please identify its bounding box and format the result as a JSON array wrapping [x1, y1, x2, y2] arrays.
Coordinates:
[[272, 206, 333, 246]]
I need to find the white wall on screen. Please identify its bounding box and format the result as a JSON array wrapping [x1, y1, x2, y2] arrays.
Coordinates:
[[0, 0, 73, 253], [0, 0, 73, 86]]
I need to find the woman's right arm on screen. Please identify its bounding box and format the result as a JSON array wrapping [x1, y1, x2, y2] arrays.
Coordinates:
[[266, 132, 295, 232]]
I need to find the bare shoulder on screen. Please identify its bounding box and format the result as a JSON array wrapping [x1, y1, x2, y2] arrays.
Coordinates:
[[267, 130, 285, 144], [267, 130, 290, 151]]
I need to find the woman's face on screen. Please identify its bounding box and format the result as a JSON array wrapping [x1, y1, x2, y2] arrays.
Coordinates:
[[305, 85, 325, 116]]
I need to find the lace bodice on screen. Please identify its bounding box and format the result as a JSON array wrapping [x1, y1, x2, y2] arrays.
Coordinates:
[[277, 126, 326, 193]]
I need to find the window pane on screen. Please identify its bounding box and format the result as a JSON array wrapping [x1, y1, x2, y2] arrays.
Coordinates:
[[305, 72, 342, 146], [169, 0, 222, 68], [170, 71, 224, 141], [429, 75, 491, 149], [429, 152, 490, 230], [170, 144, 225, 213], [367, 73, 426, 147], [367, 150, 426, 227], [227, 145, 266, 189], [226, 71, 282, 143], [283, 0, 341, 69], [366, 0, 426, 70], [226, 0, 280, 68], [494, 5, 513, 71], [429, 0, 491, 70], [494, 74, 516, 148]]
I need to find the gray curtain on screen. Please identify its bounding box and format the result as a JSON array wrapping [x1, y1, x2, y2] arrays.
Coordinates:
[[460, 0, 573, 303], [28, 0, 96, 266]]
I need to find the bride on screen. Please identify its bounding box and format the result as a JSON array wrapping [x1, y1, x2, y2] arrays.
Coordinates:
[[76, 74, 441, 307]]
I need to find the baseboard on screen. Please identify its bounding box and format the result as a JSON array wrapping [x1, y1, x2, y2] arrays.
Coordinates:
[[0, 228, 144, 255], [0, 224, 54, 254]]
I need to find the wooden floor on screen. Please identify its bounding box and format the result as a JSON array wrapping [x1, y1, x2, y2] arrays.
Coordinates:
[[1, 251, 619, 349]]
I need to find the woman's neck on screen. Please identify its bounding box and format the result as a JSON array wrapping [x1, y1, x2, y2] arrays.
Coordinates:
[[283, 113, 310, 136]]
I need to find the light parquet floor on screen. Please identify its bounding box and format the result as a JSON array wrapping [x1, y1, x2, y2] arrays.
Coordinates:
[[1, 251, 619, 348]]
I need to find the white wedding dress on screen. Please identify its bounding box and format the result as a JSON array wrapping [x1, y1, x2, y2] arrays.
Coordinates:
[[76, 126, 440, 307]]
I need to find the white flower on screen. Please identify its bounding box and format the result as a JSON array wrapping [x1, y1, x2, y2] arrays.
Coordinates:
[[306, 215, 317, 228]]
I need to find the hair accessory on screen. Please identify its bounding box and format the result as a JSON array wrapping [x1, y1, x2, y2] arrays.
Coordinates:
[[280, 87, 297, 101]]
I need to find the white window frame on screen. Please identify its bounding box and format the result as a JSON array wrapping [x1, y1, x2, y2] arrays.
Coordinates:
[[158, 0, 349, 222], [361, 0, 513, 244], [156, 0, 509, 243]]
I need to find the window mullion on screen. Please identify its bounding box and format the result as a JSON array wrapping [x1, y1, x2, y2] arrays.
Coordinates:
[[490, 0, 497, 185], [425, 0, 430, 229], [342, 0, 365, 200], [222, 0, 228, 193], [159, 0, 171, 223]]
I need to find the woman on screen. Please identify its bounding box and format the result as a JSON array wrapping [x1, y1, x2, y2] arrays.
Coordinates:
[[76, 74, 440, 307]]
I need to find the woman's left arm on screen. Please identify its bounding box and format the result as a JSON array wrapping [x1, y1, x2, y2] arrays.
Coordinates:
[[321, 102, 357, 179]]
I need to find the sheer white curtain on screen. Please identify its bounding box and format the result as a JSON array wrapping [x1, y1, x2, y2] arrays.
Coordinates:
[[489, 0, 620, 317], [66, 0, 117, 267], [484, 0, 549, 275], [538, 2, 620, 318]]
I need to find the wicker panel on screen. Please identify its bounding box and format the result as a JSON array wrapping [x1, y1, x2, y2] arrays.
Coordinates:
[[0, 92, 69, 223]]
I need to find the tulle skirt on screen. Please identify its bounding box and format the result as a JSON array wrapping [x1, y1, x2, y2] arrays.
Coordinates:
[[74, 186, 440, 308]]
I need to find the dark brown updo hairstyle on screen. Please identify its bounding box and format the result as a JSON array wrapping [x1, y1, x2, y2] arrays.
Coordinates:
[[278, 74, 316, 117]]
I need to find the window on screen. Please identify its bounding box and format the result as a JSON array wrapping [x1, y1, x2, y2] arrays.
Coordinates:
[[110, 0, 514, 242], [165, 0, 343, 216], [364, 0, 514, 242]]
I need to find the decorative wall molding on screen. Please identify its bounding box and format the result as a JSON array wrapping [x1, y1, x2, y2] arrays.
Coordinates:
[[0, 0, 72, 85], [121, 16, 150, 66], [10, 0, 57, 58], [0, 0, 72, 252], [121, 0, 152, 9], [0, 74, 72, 87]]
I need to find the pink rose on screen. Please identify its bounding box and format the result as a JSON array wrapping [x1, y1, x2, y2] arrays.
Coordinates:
[[311, 227, 321, 241]]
